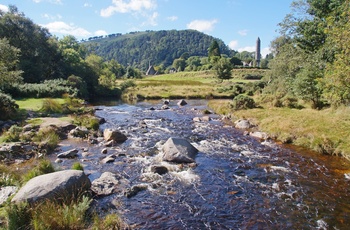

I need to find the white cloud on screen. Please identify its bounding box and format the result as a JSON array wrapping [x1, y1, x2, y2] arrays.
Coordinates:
[[144, 12, 158, 26], [238, 46, 255, 53], [229, 40, 238, 50], [261, 47, 270, 57], [238, 29, 248, 36], [167, 16, 178, 21], [186, 19, 218, 33], [33, 0, 62, 4], [42, 21, 91, 37], [94, 30, 108, 36], [84, 3, 92, 7], [100, 0, 157, 17], [42, 13, 62, 20], [0, 4, 9, 12]]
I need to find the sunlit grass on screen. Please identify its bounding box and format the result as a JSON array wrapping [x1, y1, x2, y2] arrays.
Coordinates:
[[16, 98, 65, 111], [208, 100, 350, 160]]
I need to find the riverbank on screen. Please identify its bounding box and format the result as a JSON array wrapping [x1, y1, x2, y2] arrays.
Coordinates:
[[208, 100, 350, 161]]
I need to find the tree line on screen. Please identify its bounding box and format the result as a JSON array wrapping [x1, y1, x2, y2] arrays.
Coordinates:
[[265, 0, 350, 109]]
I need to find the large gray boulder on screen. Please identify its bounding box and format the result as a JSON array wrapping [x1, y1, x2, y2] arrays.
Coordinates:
[[234, 119, 254, 129], [12, 170, 91, 204], [162, 137, 198, 163], [103, 129, 127, 143]]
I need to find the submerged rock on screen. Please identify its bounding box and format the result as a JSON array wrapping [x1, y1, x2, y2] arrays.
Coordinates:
[[12, 170, 91, 204], [150, 165, 169, 175], [124, 184, 148, 198], [162, 137, 198, 163]]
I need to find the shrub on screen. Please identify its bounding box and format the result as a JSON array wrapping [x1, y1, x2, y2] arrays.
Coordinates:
[[40, 98, 63, 114], [0, 92, 18, 120], [120, 79, 136, 91], [71, 162, 84, 171], [231, 94, 256, 110], [31, 196, 92, 230], [91, 213, 124, 230], [6, 202, 31, 230], [73, 115, 99, 131], [33, 128, 60, 153], [22, 159, 55, 183], [2, 125, 23, 142]]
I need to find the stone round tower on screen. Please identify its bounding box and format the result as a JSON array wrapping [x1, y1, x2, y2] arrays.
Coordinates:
[[255, 37, 261, 67]]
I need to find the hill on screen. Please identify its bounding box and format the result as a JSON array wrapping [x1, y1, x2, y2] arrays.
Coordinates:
[[83, 30, 234, 71]]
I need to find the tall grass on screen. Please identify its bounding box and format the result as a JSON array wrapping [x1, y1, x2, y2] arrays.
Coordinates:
[[21, 159, 55, 184], [209, 100, 350, 160]]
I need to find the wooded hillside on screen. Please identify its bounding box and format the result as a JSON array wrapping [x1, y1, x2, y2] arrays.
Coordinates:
[[83, 30, 234, 71]]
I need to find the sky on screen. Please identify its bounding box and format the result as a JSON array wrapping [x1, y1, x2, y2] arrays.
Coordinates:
[[0, 0, 295, 57]]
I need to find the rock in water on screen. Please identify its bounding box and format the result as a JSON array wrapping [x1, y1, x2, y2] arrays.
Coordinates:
[[177, 99, 187, 106], [162, 137, 198, 163], [12, 170, 91, 204], [103, 128, 127, 143]]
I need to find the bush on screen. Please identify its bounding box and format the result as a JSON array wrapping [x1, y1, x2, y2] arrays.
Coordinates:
[[33, 128, 60, 153], [73, 115, 99, 131], [231, 94, 256, 110], [91, 213, 124, 230], [120, 80, 136, 91], [0, 92, 18, 120], [71, 162, 84, 171], [40, 98, 63, 114], [2, 125, 23, 142], [22, 159, 55, 183], [6, 202, 31, 230]]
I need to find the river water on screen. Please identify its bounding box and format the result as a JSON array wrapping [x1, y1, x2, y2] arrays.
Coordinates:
[[55, 100, 350, 229]]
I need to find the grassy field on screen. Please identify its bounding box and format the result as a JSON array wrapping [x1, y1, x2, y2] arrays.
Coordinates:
[[16, 98, 65, 111], [120, 70, 255, 100], [208, 100, 350, 161]]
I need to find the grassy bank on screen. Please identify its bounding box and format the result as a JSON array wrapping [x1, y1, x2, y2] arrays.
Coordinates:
[[120, 71, 256, 100], [208, 100, 350, 161]]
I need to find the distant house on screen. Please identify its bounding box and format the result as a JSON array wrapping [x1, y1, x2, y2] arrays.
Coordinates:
[[146, 64, 157, 76]]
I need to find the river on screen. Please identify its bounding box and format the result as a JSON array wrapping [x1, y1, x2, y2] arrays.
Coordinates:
[[54, 99, 350, 229]]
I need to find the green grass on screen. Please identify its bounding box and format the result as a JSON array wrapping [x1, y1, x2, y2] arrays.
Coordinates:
[[121, 70, 256, 100], [16, 98, 65, 111], [208, 100, 350, 160]]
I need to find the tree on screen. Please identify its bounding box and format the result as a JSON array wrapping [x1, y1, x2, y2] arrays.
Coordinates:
[[172, 58, 186, 72], [229, 56, 242, 66], [0, 38, 23, 90], [214, 57, 233, 80], [208, 40, 221, 61], [0, 5, 62, 82]]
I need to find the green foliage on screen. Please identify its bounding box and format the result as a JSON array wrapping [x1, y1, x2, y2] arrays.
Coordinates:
[[83, 30, 231, 70], [208, 40, 221, 61], [2, 125, 22, 142], [6, 79, 77, 98], [120, 80, 136, 91], [231, 94, 256, 110], [31, 196, 92, 230], [0, 92, 18, 120], [6, 202, 31, 230], [214, 58, 233, 80], [91, 213, 124, 230], [40, 98, 63, 114], [71, 162, 84, 171], [22, 159, 55, 183], [32, 128, 60, 153], [73, 115, 99, 131], [0, 38, 23, 91]]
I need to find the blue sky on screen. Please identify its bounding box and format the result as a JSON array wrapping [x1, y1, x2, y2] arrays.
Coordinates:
[[0, 0, 294, 56]]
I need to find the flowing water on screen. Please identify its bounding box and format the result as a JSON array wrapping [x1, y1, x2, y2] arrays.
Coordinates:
[[54, 100, 350, 229]]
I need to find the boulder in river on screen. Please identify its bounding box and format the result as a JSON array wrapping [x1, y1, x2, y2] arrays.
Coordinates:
[[57, 148, 79, 158], [103, 128, 127, 143], [162, 137, 198, 163], [12, 170, 91, 204], [234, 119, 254, 129], [91, 172, 126, 196], [177, 99, 187, 106]]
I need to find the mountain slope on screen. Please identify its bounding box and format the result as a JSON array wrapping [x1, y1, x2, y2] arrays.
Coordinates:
[[83, 30, 233, 71]]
